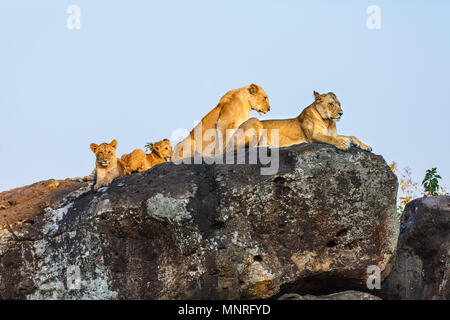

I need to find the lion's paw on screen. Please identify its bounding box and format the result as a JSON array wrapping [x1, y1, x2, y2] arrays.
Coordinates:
[[335, 138, 350, 150], [360, 144, 372, 152]]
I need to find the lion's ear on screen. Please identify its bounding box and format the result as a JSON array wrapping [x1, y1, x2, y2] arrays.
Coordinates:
[[90, 143, 98, 153], [110, 139, 118, 150], [313, 91, 323, 102], [248, 83, 259, 95]]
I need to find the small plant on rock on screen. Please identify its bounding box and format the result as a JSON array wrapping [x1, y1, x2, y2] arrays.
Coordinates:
[[422, 168, 443, 196], [144, 142, 154, 153], [389, 162, 421, 219]]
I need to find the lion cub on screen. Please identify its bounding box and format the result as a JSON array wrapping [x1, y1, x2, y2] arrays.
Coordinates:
[[121, 139, 172, 174], [229, 91, 372, 152], [90, 139, 126, 190]]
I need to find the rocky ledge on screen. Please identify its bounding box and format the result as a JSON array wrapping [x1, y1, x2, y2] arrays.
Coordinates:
[[380, 196, 449, 300], [0, 143, 400, 299]]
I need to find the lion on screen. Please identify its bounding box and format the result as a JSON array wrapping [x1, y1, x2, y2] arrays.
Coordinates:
[[146, 138, 172, 166], [121, 139, 172, 174], [172, 84, 271, 161], [120, 149, 150, 174], [90, 139, 126, 191], [228, 91, 372, 152]]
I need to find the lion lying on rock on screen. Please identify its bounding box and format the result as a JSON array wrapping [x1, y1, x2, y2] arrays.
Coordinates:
[[121, 139, 172, 174], [90, 139, 126, 190], [228, 91, 372, 152]]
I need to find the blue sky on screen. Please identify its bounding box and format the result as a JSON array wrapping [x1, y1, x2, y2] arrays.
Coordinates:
[[0, 0, 449, 192]]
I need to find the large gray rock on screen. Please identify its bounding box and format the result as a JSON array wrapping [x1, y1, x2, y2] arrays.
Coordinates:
[[0, 143, 399, 299], [279, 290, 381, 300], [381, 196, 449, 300]]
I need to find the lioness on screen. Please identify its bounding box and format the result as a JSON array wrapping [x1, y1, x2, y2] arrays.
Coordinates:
[[121, 139, 172, 174], [90, 139, 126, 190], [172, 84, 271, 161], [228, 91, 372, 152]]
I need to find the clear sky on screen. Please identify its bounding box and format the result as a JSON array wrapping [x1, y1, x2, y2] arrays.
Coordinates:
[[0, 0, 449, 192]]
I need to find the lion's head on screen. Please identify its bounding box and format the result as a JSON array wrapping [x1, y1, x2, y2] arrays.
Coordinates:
[[90, 139, 118, 168], [313, 91, 343, 121], [152, 139, 172, 161], [247, 83, 271, 116]]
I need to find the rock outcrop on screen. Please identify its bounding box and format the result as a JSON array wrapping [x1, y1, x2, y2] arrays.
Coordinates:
[[380, 196, 449, 300], [0, 143, 399, 299], [279, 290, 381, 300], [0, 179, 89, 232]]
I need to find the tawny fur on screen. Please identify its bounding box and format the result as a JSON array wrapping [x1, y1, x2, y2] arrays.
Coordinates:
[[121, 139, 172, 174], [229, 91, 372, 152], [90, 139, 126, 191], [172, 84, 271, 160]]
